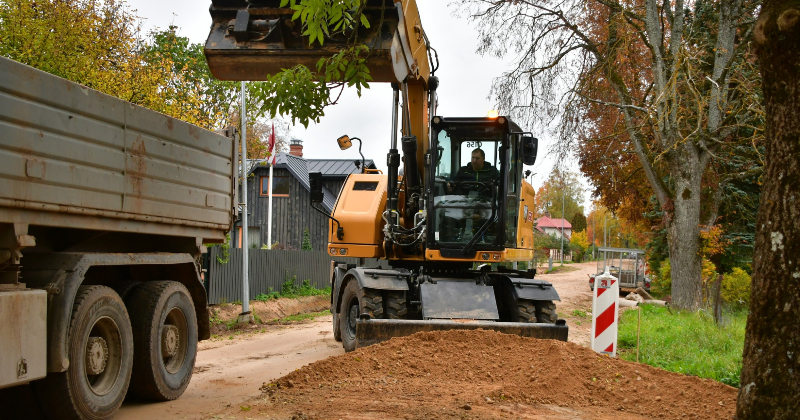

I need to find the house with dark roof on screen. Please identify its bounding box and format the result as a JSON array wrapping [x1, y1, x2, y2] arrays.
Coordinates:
[[233, 140, 377, 251]]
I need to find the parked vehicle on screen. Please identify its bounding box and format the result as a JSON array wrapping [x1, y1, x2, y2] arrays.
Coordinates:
[[589, 247, 652, 292], [0, 56, 236, 419]]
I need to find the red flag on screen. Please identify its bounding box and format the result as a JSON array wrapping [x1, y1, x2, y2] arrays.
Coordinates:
[[267, 122, 276, 164]]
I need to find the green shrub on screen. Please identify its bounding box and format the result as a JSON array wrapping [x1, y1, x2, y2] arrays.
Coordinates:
[[722, 267, 751, 307]]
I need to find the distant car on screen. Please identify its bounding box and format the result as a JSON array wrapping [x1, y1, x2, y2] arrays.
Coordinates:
[[589, 247, 652, 292]]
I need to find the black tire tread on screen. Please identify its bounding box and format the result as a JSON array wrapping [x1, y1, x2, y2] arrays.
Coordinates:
[[126, 281, 195, 401], [361, 288, 383, 319], [535, 300, 559, 324], [384, 290, 408, 319], [515, 299, 537, 323]]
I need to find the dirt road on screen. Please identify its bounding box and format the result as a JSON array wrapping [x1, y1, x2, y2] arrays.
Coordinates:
[[116, 318, 344, 420], [536, 261, 598, 346], [112, 261, 598, 419]]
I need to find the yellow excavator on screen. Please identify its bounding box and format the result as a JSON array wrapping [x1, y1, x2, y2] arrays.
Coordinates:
[[205, 0, 568, 351]]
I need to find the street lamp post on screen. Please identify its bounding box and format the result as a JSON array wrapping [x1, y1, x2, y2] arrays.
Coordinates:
[[560, 185, 566, 265]]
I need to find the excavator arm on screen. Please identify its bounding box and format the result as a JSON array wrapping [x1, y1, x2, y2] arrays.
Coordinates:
[[206, 0, 435, 229]]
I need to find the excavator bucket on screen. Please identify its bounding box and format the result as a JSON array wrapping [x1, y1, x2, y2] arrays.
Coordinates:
[[356, 319, 569, 348], [205, 0, 400, 81]]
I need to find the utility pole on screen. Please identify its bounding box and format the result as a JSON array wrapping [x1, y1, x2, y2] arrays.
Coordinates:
[[560, 183, 566, 265], [238, 81, 252, 324]]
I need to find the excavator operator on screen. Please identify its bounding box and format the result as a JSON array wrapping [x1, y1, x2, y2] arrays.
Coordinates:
[[455, 148, 499, 183], [448, 148, 499, 197]]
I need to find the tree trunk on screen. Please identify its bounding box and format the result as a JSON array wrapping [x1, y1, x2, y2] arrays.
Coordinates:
[[666, 166, 704, 310], [736, 1, 800, 418]]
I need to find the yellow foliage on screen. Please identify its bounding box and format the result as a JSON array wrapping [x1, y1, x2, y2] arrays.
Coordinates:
[[721, 268, 751, 306], [570, 230, 589, 250], [0, 0, 231, 130]]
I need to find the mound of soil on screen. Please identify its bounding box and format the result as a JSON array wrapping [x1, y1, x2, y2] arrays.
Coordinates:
[[252, 330, 736, 420]]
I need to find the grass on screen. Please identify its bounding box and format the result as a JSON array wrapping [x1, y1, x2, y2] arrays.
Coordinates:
[[254, 277, 331, 302], [617, 304, 746, 387], [270, 310, 331, 325]]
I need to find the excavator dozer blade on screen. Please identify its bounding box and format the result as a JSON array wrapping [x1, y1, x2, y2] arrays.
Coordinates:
[[205, 0, 399, 81], [356, 319, 569, 348]]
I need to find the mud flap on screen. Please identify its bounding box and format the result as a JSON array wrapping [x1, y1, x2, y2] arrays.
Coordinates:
[[356, 319, 569, 348]]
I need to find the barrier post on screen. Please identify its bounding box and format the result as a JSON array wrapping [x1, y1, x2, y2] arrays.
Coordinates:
[[591, 267, 619, 356]]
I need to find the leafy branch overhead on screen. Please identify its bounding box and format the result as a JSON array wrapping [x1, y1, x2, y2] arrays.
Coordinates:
[[264, 0, 375, 126]]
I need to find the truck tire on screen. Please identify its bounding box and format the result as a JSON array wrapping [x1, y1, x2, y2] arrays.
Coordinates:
[[384, 290, 407, 319], [126, 281, 197, 401], [535, 300, 559, 323], [515, 299, 537, 323], [33, 286, 133, 420], [339, 280, 382, 352]]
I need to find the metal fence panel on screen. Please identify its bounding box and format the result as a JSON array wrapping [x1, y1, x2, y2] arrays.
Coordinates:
[[206, 248, 390, 304]]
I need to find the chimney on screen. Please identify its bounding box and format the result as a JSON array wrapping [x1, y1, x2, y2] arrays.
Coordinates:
[[289, 139, 303, 157]]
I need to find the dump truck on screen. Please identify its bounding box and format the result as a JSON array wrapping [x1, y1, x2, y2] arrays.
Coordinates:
[[0, 56, 236, 419], [204, 0, 568, 351]]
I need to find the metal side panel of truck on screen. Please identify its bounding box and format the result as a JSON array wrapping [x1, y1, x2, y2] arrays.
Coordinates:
[[0, 56, 236, 419]]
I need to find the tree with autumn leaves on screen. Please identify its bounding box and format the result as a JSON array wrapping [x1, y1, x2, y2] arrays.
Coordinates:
[[460, 0, 763, 311], [0, 0, 290, 160]]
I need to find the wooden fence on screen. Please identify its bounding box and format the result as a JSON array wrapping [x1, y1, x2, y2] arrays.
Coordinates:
[[205, 247, 387, 304]]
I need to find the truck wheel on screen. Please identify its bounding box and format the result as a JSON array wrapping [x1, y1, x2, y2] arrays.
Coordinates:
[[535, 301, 559, 323], [384, 290, 407, 319], [34, 286, 133, 420], [515, 299, 537, 323], [339, 281, 382, 352], [126, 281, 197, 401]]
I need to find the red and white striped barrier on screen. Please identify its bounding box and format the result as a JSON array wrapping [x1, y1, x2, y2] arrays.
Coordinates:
[[591, 267, 619, 356]]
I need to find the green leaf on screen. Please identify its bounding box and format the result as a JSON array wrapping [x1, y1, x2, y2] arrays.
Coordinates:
[[360, 13, 370, 29]]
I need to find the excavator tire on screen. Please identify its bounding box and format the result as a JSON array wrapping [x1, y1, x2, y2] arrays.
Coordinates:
[[384, 290, 408, 319], [535, 301, 559, 323], [339, 280, 383, 352], [515, 299, 537, 323]]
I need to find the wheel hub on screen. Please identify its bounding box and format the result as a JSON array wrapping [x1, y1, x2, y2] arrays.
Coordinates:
[[162, 324, 180, 357], [348, 304, 359, 332], [85, 336, 108, 375]]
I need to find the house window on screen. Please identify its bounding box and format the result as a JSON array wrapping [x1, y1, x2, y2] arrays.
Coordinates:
[[261, 175, 290, 197]]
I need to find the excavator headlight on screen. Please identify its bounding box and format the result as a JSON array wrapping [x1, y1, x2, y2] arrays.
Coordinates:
[[330, 247, 336, 255], [492, 253, 501, 261], [497, 116, 506, 125], [481, 252, 490, 260], [433, 116, 441, 124], [339, 248, 347, 255]]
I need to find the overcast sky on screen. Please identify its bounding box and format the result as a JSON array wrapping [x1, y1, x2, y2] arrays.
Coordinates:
[[131, 0, 593, 212]]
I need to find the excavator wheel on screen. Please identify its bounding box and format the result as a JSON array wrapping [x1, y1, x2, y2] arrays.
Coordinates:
[[535, 301, 559, 323], [515, 299, 537, 323], [339, 280, 383, 352], [383, 290, 408, 319]]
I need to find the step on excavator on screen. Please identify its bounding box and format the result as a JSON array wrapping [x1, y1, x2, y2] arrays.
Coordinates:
[[205, 0, 568, 351]]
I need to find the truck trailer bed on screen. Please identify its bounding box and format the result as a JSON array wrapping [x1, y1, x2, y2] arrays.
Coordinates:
[[0, 56, 235, 243]]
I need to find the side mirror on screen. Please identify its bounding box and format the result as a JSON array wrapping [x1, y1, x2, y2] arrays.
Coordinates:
[[337, 135, 352, 150], [522, 136, 538, 166], [309, 172, 324, 204]]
